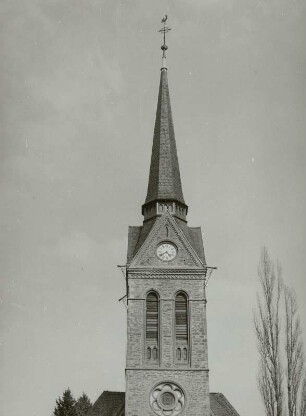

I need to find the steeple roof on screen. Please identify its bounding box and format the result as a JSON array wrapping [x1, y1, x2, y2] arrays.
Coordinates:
[[144, 68, 186, 207]]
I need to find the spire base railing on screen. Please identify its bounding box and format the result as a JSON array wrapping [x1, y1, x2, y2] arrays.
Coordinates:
[[142, 200, 188, 222]]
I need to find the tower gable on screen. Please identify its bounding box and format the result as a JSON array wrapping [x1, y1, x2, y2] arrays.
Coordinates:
[[129, 211, 205, 269]]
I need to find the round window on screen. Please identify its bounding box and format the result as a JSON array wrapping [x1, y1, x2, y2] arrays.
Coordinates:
[[150, 382, 185, 416], [161, 392, 175, 407]]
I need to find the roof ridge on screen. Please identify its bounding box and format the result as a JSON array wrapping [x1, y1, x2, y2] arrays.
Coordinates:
[[103, 391, 124, 393]]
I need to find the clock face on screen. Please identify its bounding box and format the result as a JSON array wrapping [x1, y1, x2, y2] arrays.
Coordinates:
[[156, 242, 177, 261]]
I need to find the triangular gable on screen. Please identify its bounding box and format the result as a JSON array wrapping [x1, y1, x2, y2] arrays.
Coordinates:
[[129, 210, 205, 269]]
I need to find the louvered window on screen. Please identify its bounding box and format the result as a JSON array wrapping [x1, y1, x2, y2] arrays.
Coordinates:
[[146, 292, 159, 361], [175, 292, 189, 362], [175, 293, 188, 340]]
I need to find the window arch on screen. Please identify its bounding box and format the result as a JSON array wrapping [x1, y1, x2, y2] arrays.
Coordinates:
[[175, 292, 189, 362], [146, 291, 159, 361]]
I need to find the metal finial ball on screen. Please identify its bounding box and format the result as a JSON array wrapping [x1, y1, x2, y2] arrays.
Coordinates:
[[161, 44, 168, 51]]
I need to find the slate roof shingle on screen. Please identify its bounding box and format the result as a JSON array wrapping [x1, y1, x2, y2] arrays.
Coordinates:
[[87, 391, 124, 416], [145, 68, 186, 207], [210, 393, 241, 416]]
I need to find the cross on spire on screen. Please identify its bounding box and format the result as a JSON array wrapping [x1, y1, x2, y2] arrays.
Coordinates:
[[159, 15, 171, 69]]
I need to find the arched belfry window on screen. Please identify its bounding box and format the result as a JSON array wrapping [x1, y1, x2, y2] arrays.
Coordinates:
[[146, 291, 159, 361], [175, 292, 189, 362]]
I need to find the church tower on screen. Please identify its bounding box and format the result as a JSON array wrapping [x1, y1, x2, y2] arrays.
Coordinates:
[[125, 20, 210, 416]]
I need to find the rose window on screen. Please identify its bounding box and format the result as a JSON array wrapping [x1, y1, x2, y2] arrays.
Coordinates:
[[150, 382, 185, 416]]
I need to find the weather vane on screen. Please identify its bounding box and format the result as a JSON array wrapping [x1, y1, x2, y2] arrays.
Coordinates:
[[159, 15, 171, 59]]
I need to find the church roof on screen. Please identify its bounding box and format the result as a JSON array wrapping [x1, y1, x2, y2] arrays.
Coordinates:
[[126, 220, 156, 264], [178, 221, 206, 264], [88, 391, 124, 416], [210, 393, 241, 416], [87, 391, 241, 416], [144, 68, 186, 207]]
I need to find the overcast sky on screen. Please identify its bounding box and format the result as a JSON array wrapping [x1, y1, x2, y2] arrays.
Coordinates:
[[0, 1, 305, 415]]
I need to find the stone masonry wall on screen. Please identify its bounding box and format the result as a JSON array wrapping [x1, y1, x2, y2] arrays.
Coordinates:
[[126, 276, 208, 370], [125, 212, 209, 416], [125, 369, 210, 416]]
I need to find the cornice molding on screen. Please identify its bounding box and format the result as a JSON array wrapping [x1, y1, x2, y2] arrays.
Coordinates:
[[125, 367, 209, 372], [127, 268, 206, 274], [127, 274, 206, 280]]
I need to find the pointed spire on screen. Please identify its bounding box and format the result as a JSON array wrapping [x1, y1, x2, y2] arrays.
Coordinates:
[[145, 69, 185, 205], [142, 18, 188, 222]]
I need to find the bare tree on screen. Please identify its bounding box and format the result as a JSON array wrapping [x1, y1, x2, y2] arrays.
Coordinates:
[[284, 286, 305, 416], [254, 247, 283, 416], [300, 375, 306, 416]]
